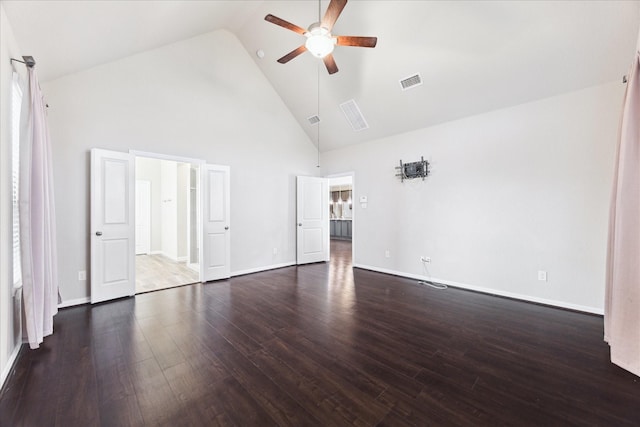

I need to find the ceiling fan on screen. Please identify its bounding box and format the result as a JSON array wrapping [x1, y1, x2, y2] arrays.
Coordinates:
[[264, 0, 377, 75]]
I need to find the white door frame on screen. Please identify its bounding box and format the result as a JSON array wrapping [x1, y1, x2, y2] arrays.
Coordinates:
[[327, 172, 355, 263], [129, 150, 205, 166]]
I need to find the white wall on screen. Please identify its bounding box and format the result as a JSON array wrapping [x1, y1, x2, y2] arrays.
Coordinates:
[[135, 157, 162, 253], [322, 82, 623, 313], [160, 160, 178, 260], [136, 158, 191, 260], [177, 162, 189, 260], [43, 29, 318, 302], [0, 3, 24, 388]]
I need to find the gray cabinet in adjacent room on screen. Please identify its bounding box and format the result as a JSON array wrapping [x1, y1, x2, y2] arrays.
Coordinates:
[[330, 219, 352, 241]]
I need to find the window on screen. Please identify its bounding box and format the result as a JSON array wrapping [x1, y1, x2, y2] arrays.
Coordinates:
[[11, 72, 22, 288]]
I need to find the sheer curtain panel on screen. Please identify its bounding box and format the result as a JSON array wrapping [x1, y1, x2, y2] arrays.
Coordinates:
[[19, 67, 59, 350], [605, 31, 640, 377]]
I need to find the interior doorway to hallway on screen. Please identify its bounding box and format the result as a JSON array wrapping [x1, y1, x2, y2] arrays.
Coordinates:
[[328, 174, 354, 266], [134, 155, 200, 293]]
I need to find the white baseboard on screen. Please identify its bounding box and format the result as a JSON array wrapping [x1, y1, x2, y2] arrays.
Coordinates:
[[147, 251, 180, 262], [353, 263, 603, 315], [60, 263, 296, 305], [1, 342, 23, 392], [231, 262, 296, 278], [58, 297, 90, 308], [144, 252, 187, 263]]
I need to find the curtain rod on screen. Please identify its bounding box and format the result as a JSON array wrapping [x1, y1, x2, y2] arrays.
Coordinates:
[[11, 56, 50, 108], [11, 56, 36, 68]]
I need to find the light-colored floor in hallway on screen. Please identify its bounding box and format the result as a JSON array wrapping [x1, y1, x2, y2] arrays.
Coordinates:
[[135, 254, 199, 294]]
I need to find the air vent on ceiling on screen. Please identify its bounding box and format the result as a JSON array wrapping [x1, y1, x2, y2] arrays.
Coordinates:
[[399, 73, 423, 91], [340, 99, 369, 131], [307, 115, 320, 125]]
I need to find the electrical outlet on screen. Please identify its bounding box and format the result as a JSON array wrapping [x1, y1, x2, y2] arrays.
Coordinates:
[[78, 270, 86, 281], [421, 256, 431, 264], [273, 247, 278, 255], [538, 270, 547, 282], [385, 250, 390, 258]]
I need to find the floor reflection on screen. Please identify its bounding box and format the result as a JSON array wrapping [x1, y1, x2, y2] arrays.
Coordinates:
[[327, 239, 355, 311]]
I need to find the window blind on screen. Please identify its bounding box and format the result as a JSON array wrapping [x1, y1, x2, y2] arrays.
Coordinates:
[[11, 72, 22, 288]]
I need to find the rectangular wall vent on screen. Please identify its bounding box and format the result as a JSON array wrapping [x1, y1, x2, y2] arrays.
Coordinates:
[[307, 115, 320, 125], [399, 73, 423, 90], [340, 99, 369, 131]]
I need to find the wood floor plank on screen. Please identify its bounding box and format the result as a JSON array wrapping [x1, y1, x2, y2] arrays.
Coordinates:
[[98, 395, 145, 427], [208, 299, 284, 343], [262, 337, 390, 425], [55, 345, 101, 427], [197, 309, 263, 356], [207, 376, 277, 426], [274, 328, 389, 399], [163, 353, 231, 401], [0, 347, 29, 426], [287, 325, 426, 399], [2, 240, 639, 426], [248, 347, 364, 426], [129, 357, 181, 425], [207, 332, 321, 427]]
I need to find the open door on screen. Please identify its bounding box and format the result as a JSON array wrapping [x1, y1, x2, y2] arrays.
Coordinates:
[[200, 164, 230, 282], [297, 176, 329, 264], [90, 149, 135, 304]]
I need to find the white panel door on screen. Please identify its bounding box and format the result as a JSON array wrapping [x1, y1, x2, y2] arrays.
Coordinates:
[[91, 149, 135, 304], [135, 180, 151, 255], [297, 176, 329, 264], [200, 165, 230, 282]]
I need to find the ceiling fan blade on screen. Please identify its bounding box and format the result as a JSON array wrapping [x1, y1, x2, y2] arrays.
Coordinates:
[[321, 0, 347, 32], [265, 14, 307, 35], [323, 54, 339, 74], [336, 36, 378, 48], [277, 45, 308, 64]]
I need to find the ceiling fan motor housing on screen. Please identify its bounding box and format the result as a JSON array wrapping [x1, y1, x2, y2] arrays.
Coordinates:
[[305, 23, 336, 58]]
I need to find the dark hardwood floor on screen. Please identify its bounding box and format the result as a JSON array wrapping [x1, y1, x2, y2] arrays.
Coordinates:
[[1, 240, 639, 426]]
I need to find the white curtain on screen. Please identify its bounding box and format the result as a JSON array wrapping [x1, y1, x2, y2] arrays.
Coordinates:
[[19, 66, 59, 350], [605, 31, 640, 377]]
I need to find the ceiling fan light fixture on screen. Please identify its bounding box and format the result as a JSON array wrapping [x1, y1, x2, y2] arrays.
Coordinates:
[[305, 24, 335, 58], [265, 0, 378, 73]]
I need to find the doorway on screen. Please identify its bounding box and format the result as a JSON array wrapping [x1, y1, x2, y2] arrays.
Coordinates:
[[134, 156, 200, 293], [328, 174, 354, 266], [90, 148, 231, 303]]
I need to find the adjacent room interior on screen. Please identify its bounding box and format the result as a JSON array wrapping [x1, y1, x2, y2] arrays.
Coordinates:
[[329, 175, 354, 265], [135, 156, 200, 294], [1, 1, 640, 425]]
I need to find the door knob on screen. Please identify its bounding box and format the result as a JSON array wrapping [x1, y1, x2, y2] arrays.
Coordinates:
[[95, 231, 103, 236], [224, 226, 229, 230], [298, 223, 302, 226]]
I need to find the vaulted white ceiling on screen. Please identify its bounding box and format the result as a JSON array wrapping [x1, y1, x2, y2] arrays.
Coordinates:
[[3, 1, 639, 151]]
